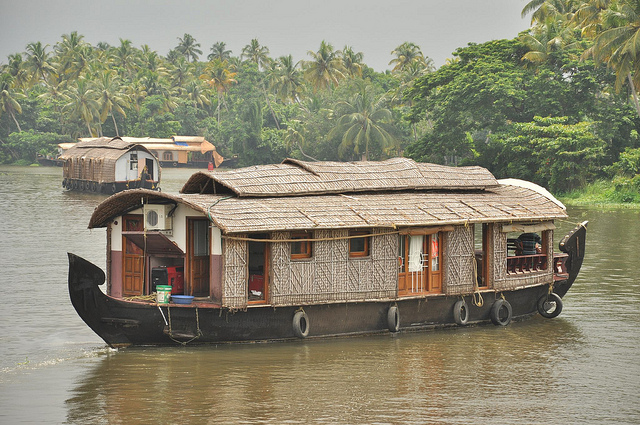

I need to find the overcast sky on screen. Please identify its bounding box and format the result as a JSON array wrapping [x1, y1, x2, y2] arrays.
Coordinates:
[[0, 0, 530, 72]]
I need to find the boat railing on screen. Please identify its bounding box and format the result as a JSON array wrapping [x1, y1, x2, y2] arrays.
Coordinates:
[[552, 252, 569, 281], [506, 253, 548, 275]]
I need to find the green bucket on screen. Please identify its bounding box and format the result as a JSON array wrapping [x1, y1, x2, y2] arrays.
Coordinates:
[[156, 285, 172, 304]]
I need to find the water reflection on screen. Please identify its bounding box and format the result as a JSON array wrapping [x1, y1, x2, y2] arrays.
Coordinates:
[[65, 319, 586, 424], [1, 167, 639, 424]]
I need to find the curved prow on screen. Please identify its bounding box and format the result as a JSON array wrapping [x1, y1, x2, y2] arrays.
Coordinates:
[[558, 221, 588, 291], [68, 253, 109, 342], [68, 252, 105, 291]]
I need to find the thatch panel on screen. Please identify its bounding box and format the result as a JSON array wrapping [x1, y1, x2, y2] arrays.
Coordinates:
[[181, 157, 499, 196], [89, 183, 567, 232], [443, 226, 475, 295], [222, 237, 247, 309], [184, 185, 567, 234]]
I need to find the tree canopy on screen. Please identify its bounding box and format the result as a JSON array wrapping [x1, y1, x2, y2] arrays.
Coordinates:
[[1, 1, 639, 196]]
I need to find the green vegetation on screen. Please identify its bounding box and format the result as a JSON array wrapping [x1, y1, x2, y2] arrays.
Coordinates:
[[0, 0, 639, 204]]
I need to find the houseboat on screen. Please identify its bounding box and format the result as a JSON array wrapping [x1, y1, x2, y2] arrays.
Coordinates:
[[68, 157, 587, 348], [60, 137, 160, 194], [72, 136, 224, 168]]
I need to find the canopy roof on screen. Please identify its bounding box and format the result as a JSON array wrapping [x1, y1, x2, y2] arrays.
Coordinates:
[[181, 157, 499, 197], [59, 137, 153, 161], [89, 180, 567, 234]]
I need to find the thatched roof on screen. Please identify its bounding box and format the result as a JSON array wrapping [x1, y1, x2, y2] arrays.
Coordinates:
[[89, 181, 567, 233], [181, 157, 499, 197], [59, 137, 153, 161]]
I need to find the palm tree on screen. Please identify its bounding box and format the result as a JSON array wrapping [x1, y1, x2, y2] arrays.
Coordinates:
[[139, 45, 168, 76], [38, 73, 69, 129], [200, 59, 237, 122], [389, 42, 426, 73], [330, 83, 396, 160], [5, 54, 29, 91], [342, 46, 364, 78], [185, 80, 211, 109], [169, 57, 193, 94], [55, 31, 92, 81], [94, 70, 130, 136], [304, 41, 345, 92], [24, 41, 56, 85], [520, 16, 578, 64], [208, 42, 232, 61], [270, 55, 302, 104], [110, 39, 138, 78], [581, 0, 640, 117], [241, 39, 280, 127], [0, 73, 24, 132], [176, 33, 202, 62], [241, 39, 271, 70], [63, 77, 100, 136]]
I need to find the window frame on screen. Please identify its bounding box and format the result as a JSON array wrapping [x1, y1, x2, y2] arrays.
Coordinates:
[[348, 230, 370, 258], [290, 231, 313, 260]]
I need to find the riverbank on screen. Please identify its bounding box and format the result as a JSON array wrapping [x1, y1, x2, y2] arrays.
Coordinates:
[[560, 179, 640, 208]]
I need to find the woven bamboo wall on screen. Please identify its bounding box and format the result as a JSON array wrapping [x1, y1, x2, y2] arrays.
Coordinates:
[[222, 237, 248, 308], [443, 225, 475, 295], [271, 228, 397, 306], [222, 229, 398, 308]]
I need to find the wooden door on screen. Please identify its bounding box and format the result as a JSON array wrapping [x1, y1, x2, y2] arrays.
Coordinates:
[[248, 234, 269, 304], [187, 218, 210, 297], [122, 215, 144, 296], [428, 233, 442, 292], [398, 235, 427, 295]]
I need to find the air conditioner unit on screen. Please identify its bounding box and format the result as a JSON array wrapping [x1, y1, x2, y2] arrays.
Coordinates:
[[143, 204, 172, 231]]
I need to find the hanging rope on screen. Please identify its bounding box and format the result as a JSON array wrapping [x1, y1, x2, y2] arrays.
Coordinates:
[[166, 305, 202, 346], [471, 255, 484, 307], [222, 230, 400, 244]]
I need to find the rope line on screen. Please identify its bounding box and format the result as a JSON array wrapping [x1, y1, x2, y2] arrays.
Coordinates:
[[222, 230, 400, 244]]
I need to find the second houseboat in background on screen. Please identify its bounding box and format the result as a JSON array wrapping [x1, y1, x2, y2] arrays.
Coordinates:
[[60, 137, 160, 194]]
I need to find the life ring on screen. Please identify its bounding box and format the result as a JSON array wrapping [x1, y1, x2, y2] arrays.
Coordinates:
[[292, 310, 309, 338], [92, 181, 98, 192], [490, 299, 512, 326], [453, 300, 469, 326], [111, 183, 117, 193], [537, 293, 563, 318], [387, 305, 400, 332]]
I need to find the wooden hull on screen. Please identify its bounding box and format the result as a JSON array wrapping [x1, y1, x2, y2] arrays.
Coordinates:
[[68, 220, 586, 348]]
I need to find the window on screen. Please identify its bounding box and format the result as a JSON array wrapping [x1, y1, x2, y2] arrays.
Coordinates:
[[291, 232, 312, 259], [130, 153, 138, 171], [349, 230, 370, 257], [163, 152, 173, 161], [506, 230, 549, 275]]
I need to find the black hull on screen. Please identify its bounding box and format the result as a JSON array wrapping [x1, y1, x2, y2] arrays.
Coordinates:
[[68, 222, 587, 348], [62, 178, 159, 194]]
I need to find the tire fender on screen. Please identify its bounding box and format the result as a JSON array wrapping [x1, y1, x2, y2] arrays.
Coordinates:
[[292, 310, 309, 338], [453, 300, 469, 326], [537, 292, 563, 318], [387, 305, 400, 332], [490, 299, 512, 326]]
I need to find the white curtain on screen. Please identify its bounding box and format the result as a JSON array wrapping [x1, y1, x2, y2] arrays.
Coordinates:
[[408, 235, 424, 272]]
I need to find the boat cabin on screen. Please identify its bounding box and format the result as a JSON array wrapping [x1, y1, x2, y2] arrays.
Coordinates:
[[87, 157, 568, 308], [60, 137, 160, 194]]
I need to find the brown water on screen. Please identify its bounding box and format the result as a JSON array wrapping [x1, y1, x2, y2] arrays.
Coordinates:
[[0, 165, 638, 424]]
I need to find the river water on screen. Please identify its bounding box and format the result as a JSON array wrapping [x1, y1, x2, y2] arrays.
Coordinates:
[[0, 165, 638, 424]]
